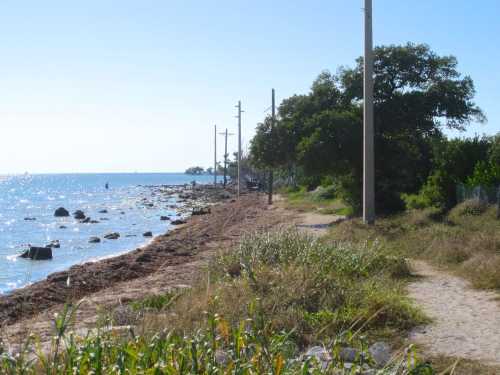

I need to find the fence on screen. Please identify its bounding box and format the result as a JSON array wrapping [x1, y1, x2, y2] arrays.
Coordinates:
[[456, 184, 500, 205]]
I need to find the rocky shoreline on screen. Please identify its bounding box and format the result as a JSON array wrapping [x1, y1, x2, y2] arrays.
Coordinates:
[[0, 182, 239, 326], [16, 183, 233, 260]]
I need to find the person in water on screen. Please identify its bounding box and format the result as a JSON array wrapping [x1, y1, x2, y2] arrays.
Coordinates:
[[105, 182, 109, 189]]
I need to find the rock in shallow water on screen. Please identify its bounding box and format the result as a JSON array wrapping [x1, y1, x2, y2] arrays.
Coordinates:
[[54, 207, 70, 217], [20, 246, 53, 260], [104, 232, 120, 240], [73, 210, 86, 220], [143, 231, 153, 237], [89, 236, 101, 243]]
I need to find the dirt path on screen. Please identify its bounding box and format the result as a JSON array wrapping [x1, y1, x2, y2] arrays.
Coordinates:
[[409, 260, 500, 365], [295, 212, 344, 237]]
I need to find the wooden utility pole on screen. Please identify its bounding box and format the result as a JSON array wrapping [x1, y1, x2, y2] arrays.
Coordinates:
[[363, 0, 375, 224], [268, 89, 276, 205], [235, 101, 243, 198], [219, 128, 234, 187], [213, 124, 217, 186]]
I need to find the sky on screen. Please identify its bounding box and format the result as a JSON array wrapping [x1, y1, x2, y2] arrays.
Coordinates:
[[0, 1, 499, 174]]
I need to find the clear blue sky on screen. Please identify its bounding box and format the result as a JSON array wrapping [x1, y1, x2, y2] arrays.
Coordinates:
[[0, 0, 498, 173]]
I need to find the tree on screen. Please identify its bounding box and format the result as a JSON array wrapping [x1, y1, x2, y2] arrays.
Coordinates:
[[250, 43, 485, 212], [185, 166, 205, 175]]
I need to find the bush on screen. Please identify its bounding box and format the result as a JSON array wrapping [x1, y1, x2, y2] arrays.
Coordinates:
[[310, 185, 337, 201], [198, 229, 423, 343], [401, 193, 430, 210], [466, 160, 500, 188]]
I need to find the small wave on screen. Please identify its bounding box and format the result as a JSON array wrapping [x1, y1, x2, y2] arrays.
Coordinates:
[[6, 254, 19, 262]]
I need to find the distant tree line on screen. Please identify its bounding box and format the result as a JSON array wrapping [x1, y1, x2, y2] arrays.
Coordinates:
[[249, 43, 499, 212]]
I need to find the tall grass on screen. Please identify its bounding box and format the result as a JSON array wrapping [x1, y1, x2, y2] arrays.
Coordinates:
[[0, 230, 432, 374]]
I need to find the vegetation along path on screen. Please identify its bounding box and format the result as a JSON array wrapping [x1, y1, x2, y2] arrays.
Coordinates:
[[409, 260, 500, 365]]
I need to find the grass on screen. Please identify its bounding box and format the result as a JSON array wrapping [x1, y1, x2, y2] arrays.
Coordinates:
[[279, 186, 351, 216], [327, 201, 500, 291], [0, 229, 433, 374]]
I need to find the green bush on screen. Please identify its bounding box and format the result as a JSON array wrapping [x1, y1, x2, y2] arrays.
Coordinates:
[[310, 185, 337, 201], [204, 229, 424, 343], [466, 160, 500, 188]]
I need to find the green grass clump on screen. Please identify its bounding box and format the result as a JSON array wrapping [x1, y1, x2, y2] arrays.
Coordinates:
[[279, 186, 349, 215], [0, 308, 434, 374], [166, 229, 425, 345]]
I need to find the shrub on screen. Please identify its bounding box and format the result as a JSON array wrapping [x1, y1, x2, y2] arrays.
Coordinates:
[[466, 160, 500, 188], [198, 229, 423, 343], [401, 193, 432, 210], [310, 185, 337, 201]]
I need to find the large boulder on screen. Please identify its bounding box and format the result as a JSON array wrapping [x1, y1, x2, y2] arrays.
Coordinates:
[[104, 232, 120, 240], [54, 207, 70, 217], [73, 210, 86, 220], [20, 246, 53, 260]]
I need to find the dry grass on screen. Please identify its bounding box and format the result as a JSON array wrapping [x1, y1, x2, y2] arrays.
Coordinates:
[[328, 202, 500, 291], [425, 354, 500, 375]]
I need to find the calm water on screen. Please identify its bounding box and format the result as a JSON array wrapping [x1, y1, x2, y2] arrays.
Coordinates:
[[0, 173, 215, 295]]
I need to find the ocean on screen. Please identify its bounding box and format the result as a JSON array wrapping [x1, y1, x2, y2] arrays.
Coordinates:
[[0, 173, 215, 295]]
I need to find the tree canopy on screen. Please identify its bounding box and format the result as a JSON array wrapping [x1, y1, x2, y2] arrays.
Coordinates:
[[250, 43, 487, 211]]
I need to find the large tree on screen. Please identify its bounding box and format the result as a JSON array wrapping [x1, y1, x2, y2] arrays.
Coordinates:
[[251, 43, 485, 211]]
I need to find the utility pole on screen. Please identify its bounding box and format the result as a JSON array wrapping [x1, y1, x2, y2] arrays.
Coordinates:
[[213, 124, 217, 186], [268, 88, 276, 205], [219, 128, 235, 187], [235, 101, 244, 198], [363, 0, 375, 224]]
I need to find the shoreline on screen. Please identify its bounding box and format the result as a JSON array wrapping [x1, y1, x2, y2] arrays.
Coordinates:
[[0, 183, 237, 326], [0, 181, 223, 295]]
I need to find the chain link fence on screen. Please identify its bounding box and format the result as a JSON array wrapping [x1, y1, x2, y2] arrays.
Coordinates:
[[457, 183, 500, 205], [457, 184, 500, 219]]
